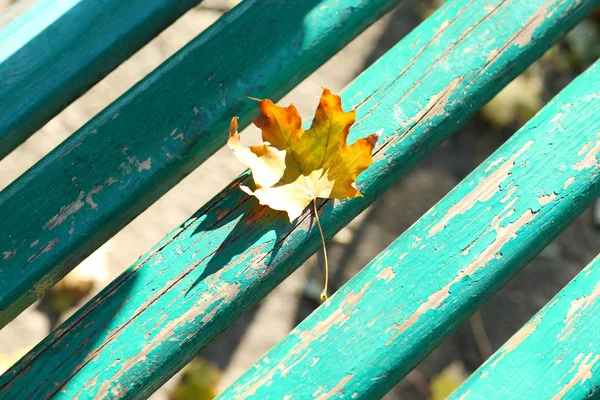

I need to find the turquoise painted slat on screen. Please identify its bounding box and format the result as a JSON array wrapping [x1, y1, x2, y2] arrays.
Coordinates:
[[0, 0, 202, 159], [1, 0, 595, 398], [450, 254, 600, 400], [220, 61, 600, 399], [0, 0, 401, 326]]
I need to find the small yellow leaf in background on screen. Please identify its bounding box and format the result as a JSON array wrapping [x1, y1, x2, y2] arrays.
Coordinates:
[[430, 361, 469, 400], [228, 88, 379, 222], [170, 359, 221, 400]]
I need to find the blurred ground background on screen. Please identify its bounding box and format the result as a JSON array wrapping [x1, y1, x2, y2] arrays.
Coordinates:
[[1, 0, 600, 399]]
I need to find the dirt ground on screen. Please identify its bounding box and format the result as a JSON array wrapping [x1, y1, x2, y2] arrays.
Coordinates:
[[1, 1, 600, 399]]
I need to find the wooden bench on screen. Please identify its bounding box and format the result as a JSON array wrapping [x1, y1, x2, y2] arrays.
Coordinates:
[[1, 0, 599, 398]]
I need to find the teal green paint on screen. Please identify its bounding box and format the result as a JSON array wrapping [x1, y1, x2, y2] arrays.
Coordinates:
[[0, 0, 83, 62], [0, 0, 202, 159], [1, 0, 598, 398], [221, 62, 600, 399], [450, 254, 600, 400], [0, 0, 400, 326]]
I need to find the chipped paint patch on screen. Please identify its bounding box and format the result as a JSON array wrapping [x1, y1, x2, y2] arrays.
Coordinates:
[[552, 353, 600, 400], [2, 250, 16, 260], [389, 209, 535, 344], [476, 0, 557, 78], [137, 157, 152, 172], [490, 315, 542, 367], [428, 140, 533, 236], [27, 238, 59, 263], [559, 281, 600, 341], [401, 76, 463, 131], [232, 351, 311, 399], [228, 281, 372, 396], [458, 390, 471, 400], [538, 192, 557, 206], [579, 142, 592, 155], [573, 138, 600, 171], [94, 267, 241, 398], [550, 112, 563, 123], [510, 0, 554, 47], [563, 177, 575, 190], [43, 191, 85, 230], [297, 296, 360, 347], [314, 374, 354, 400], [85, 186, 103, 210], [499, 185, 518, 202], [377, 267, 396, 282]]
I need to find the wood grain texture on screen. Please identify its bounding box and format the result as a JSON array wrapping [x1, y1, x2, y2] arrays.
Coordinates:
[[0, 0, 202, 159], [0, 0, 400, 327], [450, 254, 600, 400], [1, 0, 597, 398], [221, 61, 600, 399]]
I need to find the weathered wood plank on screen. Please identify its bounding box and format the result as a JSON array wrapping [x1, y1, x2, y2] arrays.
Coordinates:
[[0, 0, 202, 159], [450, 254, 600, 400], [220, 61, 600, 399], [0, 0, 400, 326], [1, 0, 597, 398]]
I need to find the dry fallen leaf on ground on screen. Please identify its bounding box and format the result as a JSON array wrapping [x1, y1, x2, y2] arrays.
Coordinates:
[[228, 88, 380, 299]]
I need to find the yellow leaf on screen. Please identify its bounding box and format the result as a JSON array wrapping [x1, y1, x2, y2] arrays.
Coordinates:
[[228, 88, 379, 222], [430, 362, 469, 400], [170, 359, 221, 400]]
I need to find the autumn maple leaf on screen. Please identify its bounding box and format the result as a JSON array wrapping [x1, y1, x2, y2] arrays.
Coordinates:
[[228, 88, 379, 299]]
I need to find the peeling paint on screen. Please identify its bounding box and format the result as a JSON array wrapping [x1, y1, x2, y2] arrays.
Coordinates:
[[559, 281, 600, 340], [490, 315, 542, 367], [228, 283, 371, 398], [377, 267, 395, 282], [137, 157, 152, 172], [95, 270, 241, 398], [458, 390, 471, 400], [43, 191, 85, 230], [314, 374, 354, 400], [428, 140, 533, 236], [451, 253, 600, 399], [27, 238, 59, 263], [389, 208, 535, 344], [85, 186, 103, 210], [499, 185, 517, 202], [579, 142, 592, 155], [297, 304, 350, 346], [552, 353, 600, 400], [573, 137, 600, 171], [400, 76, 463, 130], [563, 177, 575, 190], [475, 0, 557, 78], [538, 192, 557, 206]]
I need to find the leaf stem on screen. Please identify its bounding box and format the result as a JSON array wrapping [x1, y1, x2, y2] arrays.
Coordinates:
[[313, 198, 329, 301]]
